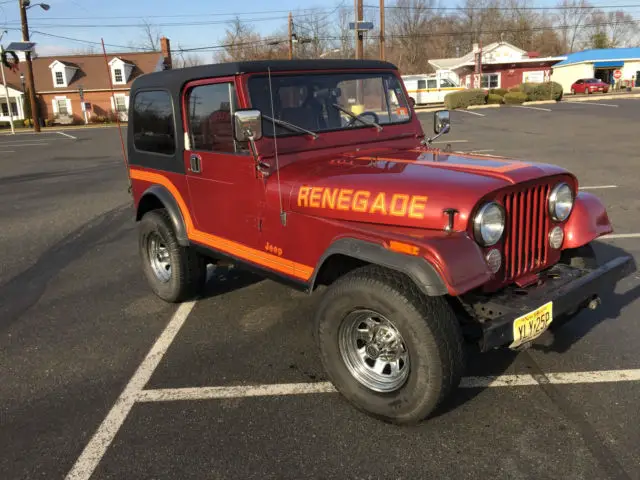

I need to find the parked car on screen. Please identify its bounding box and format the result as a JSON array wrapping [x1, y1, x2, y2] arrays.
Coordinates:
[[571, 78, 610, 95], [127, 59, 633, 425]]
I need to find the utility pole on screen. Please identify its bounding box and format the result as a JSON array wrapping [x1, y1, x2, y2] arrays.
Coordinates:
[[288, 12, 293, 60], [379, 0, 385, 60], [354, 0, 364, 59], [19, 0, 40, 132]]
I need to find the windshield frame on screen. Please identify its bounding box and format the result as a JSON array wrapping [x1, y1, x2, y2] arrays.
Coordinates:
[[244, 69, 413, 138]]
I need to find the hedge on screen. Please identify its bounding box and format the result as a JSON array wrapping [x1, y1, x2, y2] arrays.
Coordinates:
[[489, 88, 508, 97], [0, 119, 25, 129], [444, 89, 487, 109], [521, 81, 563, 101], [503, 92, 528, 104], [487, 93, 504, 104], [508, 85, 523, 93]]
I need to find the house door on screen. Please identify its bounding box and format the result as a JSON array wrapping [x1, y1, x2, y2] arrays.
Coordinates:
[[182, 78, 265, 252]]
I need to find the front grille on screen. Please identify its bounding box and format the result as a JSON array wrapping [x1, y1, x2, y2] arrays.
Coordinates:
[[501, 184, 551, 281]]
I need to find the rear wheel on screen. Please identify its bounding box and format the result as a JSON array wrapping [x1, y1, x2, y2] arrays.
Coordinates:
[[315, 265, 465, 425], [138, 209, 206, 303]]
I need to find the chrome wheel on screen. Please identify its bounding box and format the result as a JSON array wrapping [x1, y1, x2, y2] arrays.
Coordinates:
[[338, 309, 410, 393], [147, 232, 171, 282]]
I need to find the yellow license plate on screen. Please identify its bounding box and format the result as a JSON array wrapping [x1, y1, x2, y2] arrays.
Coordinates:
[[510, 302, 553, 348]]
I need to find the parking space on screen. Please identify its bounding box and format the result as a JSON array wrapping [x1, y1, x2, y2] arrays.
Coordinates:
[[2, 103, 640, 480]]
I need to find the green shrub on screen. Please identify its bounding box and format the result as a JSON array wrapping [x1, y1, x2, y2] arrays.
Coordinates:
[[521, 81, 563, 101], [508, 85, 523, 93], [444, 89, 487, 109], [503, 92, 528, 104], [0, 121, 9, 129], [487, 93, 504, 104], [489, 88, 508, 97]]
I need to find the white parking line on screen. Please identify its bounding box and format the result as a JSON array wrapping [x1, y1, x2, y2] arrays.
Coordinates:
[[65, 301, 197, 480], [458, 110, 485, 117], [433, 139, 468, 144], [135, 369, 640, 402], [0, 150, 16, 153], [0, 142, 50, 147], [579, 185, 618, 190], [468, 149, 495, 153], [566, 102, 619, 108], [515, 105, 552, 112], [57, 131, 77, 139]]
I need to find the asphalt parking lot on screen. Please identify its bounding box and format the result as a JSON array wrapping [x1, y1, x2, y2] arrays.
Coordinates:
[[1, 98, 640, 480]]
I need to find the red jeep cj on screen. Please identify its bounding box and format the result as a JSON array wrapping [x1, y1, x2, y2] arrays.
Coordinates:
[[127, 59, 633, 424]]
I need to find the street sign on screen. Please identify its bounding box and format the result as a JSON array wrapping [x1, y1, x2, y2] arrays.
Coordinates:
[[349, 21, 374, 31], [613, 69, 622, 80]]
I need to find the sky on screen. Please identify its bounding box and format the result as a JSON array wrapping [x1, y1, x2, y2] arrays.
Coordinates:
[[0, 0, 636, 59], [0, 0, 347, 58]]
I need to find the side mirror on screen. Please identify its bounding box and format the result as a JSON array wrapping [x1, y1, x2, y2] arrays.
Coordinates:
[[234, 110, 263, 142], [434, 110, 450, 135]]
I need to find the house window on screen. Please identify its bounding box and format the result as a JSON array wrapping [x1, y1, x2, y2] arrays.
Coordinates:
[[186, 83, 241, 153], [114, 95, 127, 112], [1, 103, 8, 116], [56, 99, 69, 115], [132, 90, 175, 155], [114, 68, 123, 83], [481, 73, 500, 89], [55, 71, 64, 86]]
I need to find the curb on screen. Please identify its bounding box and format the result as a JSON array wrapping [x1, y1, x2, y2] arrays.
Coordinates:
[[0, 123, 126, 135], [468, 104, 501, 110], [564, 93, 640, 102], [414, 106, 444, 112], [522, 100, 557, 105]]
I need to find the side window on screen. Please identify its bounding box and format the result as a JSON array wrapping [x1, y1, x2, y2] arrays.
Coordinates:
[[427, 79, 437, 89], [440, 79, 455, 88], [186, 82, 244, 153], [133, 90, 175, 155], [417, 80, 426, 89]]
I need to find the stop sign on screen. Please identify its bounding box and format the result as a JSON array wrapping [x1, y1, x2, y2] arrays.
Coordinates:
[[613, 69, 622, 80]]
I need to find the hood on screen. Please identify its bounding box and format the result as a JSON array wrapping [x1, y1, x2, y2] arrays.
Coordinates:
[[269, 147, 572, 231]]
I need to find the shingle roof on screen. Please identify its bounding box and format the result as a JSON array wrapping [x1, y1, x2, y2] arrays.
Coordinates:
[[3, 51, 163, 92], [555, 47, 640, 66]]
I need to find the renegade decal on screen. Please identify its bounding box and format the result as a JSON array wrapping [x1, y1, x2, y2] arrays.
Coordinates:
[[297, 186, 428, 219]]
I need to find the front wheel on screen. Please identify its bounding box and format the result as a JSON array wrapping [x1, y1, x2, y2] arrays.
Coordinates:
[[138, 209, 207, 303], [315, 265, 465, 425]]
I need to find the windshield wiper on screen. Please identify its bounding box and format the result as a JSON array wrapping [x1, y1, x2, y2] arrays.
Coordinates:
[[262, 114, 319, 139], [332, 103, 383, 132]]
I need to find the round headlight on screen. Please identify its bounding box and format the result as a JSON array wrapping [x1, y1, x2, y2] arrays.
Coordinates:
[[549, 183, 574, 221], [473, 202, 505, 246]]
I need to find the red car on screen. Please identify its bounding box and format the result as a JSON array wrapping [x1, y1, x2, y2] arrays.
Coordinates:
[[571, 78, 610, 94], [127, 59, 633, 424]]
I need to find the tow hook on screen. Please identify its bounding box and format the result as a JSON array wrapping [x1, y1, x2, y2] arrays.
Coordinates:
[[587, 296, 601, 310]]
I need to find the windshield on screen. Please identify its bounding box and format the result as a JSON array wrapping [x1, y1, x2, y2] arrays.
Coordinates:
[[247, 71, 411, 137]]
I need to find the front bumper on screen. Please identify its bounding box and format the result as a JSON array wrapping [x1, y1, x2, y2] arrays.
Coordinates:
[[468, 256, 635, 351]]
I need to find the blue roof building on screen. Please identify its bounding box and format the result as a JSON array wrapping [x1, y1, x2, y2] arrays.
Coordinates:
[[551, 47, 640, 93]]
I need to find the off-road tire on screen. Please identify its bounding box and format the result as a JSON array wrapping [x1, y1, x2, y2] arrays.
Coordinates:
[[550, 243, 598, 330], [315, 265, 465, 425], [138, 209, 206, 303]]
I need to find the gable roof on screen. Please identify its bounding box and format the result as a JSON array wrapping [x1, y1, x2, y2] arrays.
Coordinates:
[[430, 42, 526, 70], [554, 47, 640, 67], [3, 51, 164, 92]]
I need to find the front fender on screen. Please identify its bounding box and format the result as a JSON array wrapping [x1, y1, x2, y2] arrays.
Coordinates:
[[311, 233, 492, 297], [563, 191, 613, 249]]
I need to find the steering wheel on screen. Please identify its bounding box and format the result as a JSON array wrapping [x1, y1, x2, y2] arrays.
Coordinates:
[[346, 111, 380, 127]]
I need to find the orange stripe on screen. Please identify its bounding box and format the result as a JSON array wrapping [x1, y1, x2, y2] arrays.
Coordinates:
[[130, 168, 314, 281], [357, 154, 525, 173]]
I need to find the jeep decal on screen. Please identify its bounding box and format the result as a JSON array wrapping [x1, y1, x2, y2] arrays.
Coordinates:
[[297, 186, 428, 219]]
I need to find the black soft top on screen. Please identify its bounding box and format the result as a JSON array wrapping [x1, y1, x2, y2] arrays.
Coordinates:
[[131, 58, 399, 91]]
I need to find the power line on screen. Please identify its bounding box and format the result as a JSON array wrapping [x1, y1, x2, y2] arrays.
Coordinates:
[[177, 16, 640, 52], [2, 16, 290, 28], [1, 27, 155, 51]]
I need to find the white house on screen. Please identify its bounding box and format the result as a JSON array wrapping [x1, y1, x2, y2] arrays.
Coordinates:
[[0, 84, 25, 124]]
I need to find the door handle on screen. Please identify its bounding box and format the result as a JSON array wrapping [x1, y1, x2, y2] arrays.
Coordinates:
[[189, 154, 201, 173]]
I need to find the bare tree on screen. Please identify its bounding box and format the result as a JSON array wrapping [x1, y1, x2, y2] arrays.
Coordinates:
[[554, 0, 594, 53], [173, 43, 205, 68], [138, 19, 161, 51], [215, 17, 287, 62], [583, 9, 640, 49]]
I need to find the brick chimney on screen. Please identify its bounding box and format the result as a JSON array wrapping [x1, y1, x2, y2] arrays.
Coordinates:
[[160, 36, 172, 70]]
